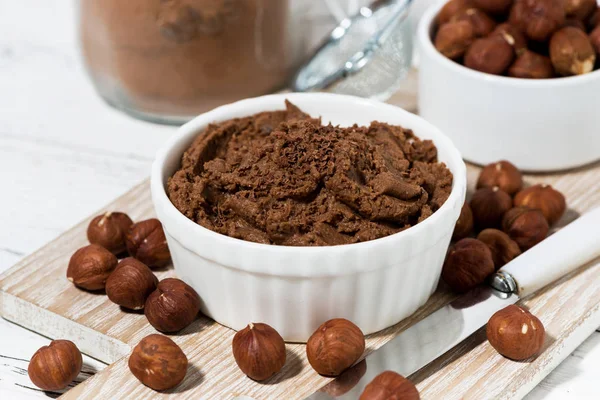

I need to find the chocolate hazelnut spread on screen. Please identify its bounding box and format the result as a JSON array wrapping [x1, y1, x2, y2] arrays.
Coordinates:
[[80, 0, 293, 120], [167, 102, 453, 246]]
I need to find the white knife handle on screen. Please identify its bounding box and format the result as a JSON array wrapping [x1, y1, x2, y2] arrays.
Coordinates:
[[496, 207, 600, 298]]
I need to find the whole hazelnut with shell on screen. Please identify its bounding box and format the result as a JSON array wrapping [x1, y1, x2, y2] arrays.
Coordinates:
[[502, 207, 549, 250], [232, 323, 286, 381], [87, 211, 133, 254], [476, 160, 523, 195], [145, 278, 201, 333], [564, 0, 596, 21], [359, 371, 420, 400], [509, 51, 555, 79], [438, 0, 474, 24], [67, 244, 118, 291], [128, 334, 188, 391], [307, 318, 365, 377], [126, 218, 171, 268], [441, 238, 495, 293], [472, 0, 513, 15], [470, 187, 513, 229], [435, 20, 476, 60], [453, 202, 474, 240], [514, 184, 566, 225], [550, 27, 596, 75], [464, 34, 515, 75], [477, 229, 522, 269], [510, 0, 566, 41], [106, 258, 158, 310], [28, 340, 82, 391], [487, 304, 545, 360], [492, 24, 528, 56], [451, 8, 497, 37]]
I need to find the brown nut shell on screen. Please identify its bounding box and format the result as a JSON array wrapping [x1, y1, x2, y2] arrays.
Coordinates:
[[453, 202, 474, 240], [502, 207, 549, 250], [28, 340, 82, 391], [472, 0, 513, 15], [441, 238, 495, 293], [476, 160, 523, 195], [435, 20, 476, 59], [126, 218, 172, 268], [145, 278, 201, 333], [549, 26, 596, 75], [562, 18, 587, 31], [307, 318, 365, 377], [452, 8, 497, 37], [487, 305, 545, 360], [66, 244, 118, 291], [513, 184, 566, 225], [106, 258, 158, 310], [492, 23, 528, 56], [510, 0, 565, 41], [128, 334, 188, 391], [359, 371, 420, 400], [564, 0, 596, 21], [464, 35, 515, 74], [470, 187, 513, 229], [477, 229, 521, 269], [87, 211, 133, 254], [232, 323, 286, 381], [438, 0, 474, 24], [509, 50, 555, 78]]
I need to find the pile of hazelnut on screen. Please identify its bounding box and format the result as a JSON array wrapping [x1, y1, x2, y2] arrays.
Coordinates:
[[435, 0, 600, 77], [444, 159, 564, 359]]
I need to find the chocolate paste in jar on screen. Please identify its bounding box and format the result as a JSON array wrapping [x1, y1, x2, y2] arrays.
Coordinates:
[[168, 102, 453, 246], [80, 0, 293, 118]]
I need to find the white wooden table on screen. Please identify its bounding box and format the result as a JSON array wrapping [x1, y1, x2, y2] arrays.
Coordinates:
[[0, 1, 598, 398]]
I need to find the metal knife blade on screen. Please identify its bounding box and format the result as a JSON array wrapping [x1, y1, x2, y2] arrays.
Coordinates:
[[307, 288, 518, 399]]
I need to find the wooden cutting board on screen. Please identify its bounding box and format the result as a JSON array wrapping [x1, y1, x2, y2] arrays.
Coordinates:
[[1, 86, 599, 398]]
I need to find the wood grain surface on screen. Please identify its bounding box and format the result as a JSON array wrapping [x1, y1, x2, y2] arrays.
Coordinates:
[[1, 160, 598, 399]]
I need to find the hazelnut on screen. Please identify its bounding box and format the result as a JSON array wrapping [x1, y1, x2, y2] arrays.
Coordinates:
[[438, 0, 474, 24], [441, 238, 495, 293], [472, 0, 513, 15], [510, 0, 565, 41], [590, 25, 600, 55], [476, 160, 523, 195], [126, 218, 171, 268], [145, 278, 201, 333], [562, 18, 587, 31], [106, 258, 158, 310], [492, 23, 528, 56], [359, 371, 420, 400], [453, 202, 474, 240], [509, 50, 555, 78], [550, 26, 596, 75], [232, 323, 286, 381], [513, 184, 566, 225], [306, 318, 365, 377], [319, 360, 367, 397], [502, 207, 549, 250], [86, 211, 133, 255], [564, 0, 596, 21], [477, 229, 522, 269], [66, 244, 118, 291], [435, 20, 476, 60], [486, 304, 545, 360], [452, 8, 497, 37], [28, 340, 82, 391], [470, 187, 513, 229], [128, 334, 188, 391], [464, 35, 515, 74]]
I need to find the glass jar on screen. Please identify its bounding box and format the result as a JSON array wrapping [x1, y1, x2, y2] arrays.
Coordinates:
[[79, 0, 309, 124]]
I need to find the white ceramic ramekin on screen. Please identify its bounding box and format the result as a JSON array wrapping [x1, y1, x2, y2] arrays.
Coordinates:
[[417, 0, 600, 172], [151, 93, 466, 342]]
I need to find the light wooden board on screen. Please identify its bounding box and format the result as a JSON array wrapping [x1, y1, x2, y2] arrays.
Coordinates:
[[0, 161, 599, 399]]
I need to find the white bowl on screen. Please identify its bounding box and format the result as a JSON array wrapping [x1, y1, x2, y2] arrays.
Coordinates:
[[417, 0, 600, 172], [151, 93, 466, 341]]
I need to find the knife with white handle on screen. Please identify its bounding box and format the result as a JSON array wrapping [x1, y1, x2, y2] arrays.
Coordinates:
[[307, 207, 600, 399]]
